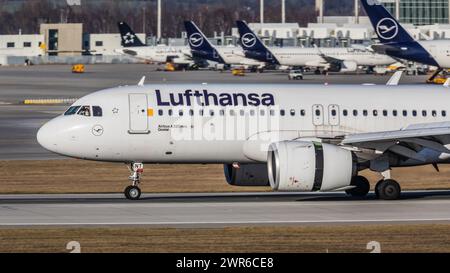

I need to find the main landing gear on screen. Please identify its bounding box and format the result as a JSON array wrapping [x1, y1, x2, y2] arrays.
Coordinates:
[[346, 175, 402, 200], [124, 162, 144, 200], [375, 179, 401, 200]]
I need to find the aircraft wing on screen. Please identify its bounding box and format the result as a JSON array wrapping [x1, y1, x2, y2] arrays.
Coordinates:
[[319, 54, 342, 65], [340, 122, 450, 162]]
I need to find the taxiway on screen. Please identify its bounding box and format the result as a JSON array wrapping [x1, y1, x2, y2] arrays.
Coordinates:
[[1, 191, 450, 227]]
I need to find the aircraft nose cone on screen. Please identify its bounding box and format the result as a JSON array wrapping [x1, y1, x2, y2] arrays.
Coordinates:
[[37, 121, 58, 153]]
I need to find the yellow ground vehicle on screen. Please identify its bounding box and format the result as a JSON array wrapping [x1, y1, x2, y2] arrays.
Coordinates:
[[232, 68, 245, 76], [427, 76, 448, 84], [72, 64, 85, 73], [165, 62, 176, 72]]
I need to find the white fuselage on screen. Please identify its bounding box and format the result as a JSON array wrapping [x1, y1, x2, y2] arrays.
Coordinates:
[[216, 46, 266, 67], [38, 84, 450, 165], [270, 47, 395, 67], [420, 40, 450, 68], [115, 45, 193, 64]]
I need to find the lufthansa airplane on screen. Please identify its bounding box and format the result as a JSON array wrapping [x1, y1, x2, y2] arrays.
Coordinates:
[[236, 21, 395, 72], [37, 77, 450, 200], [184, 21, 266, 69], [361, 0, 450, 79], [115, 22, 194, 66]]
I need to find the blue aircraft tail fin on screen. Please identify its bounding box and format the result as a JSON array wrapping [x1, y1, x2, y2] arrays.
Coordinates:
[[236, 20, 279, 64], [236, 21, 268, 52], [118, 22, 146, 47], [360, 0, 415, 44], [184, 21, 224, 63]]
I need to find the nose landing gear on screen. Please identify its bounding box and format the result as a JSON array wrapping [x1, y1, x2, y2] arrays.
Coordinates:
[[124, 163, 144, 200]]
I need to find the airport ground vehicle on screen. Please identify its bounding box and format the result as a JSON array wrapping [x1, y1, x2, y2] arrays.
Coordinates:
[[288, 70, 304, 80], [232, 68, 245, 76], [72, 64, 85, 73]]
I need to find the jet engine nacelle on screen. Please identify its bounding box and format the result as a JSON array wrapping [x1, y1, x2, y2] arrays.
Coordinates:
[[267, 141, 357, 191], [224, 164, 270, 186], [340, 61, 358, 72]]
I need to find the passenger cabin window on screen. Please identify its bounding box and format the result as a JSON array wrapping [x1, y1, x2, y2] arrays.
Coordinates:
[[331, 109, 337, 116], [393, 110, 398, 117], [64, 106, 81, 116], [373, 110, 378, 117], [93, 106, 103, 117], [77, 106, 91, 117], [432, 110, 437, 117], [383, 110, 388, 117], [158, 109, 164, 116], [353, 110, 358, 116], [412, 110, 417, 117], [343, 110, 348, 116], [403, 110, 408, 117], [300, 110, 306, 116], [290, 110, 296, 116], [363, 110, 368, 116], [422, 110, 427, 117], [442, 111, 447, 117]]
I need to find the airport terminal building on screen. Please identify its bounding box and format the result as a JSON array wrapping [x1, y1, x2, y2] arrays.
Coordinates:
[[1, 0, 450, 64]]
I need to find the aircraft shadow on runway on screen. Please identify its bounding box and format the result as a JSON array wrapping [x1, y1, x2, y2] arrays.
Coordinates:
[[1, 190, 450, 205]]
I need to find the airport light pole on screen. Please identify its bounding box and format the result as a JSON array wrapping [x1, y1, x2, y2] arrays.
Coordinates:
[[354, 0, 359, 24], [260, 0, 264, 25], [281, 0, 286, 23], [316, 0, 324, 23], [143, 6, 146, 34], [395, 0, 400, 20], [157, 0, 162, 43]]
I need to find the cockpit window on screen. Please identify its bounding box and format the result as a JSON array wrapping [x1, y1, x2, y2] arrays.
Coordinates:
[[93, 106, 103, 117], [77, 106, 91, 117], [64, 106, 81, 116]]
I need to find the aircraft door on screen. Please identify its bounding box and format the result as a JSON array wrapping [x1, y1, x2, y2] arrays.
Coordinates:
[[312, 104, 324, 126], [328, 104, 340, 126], [128, 93, 150, 134]]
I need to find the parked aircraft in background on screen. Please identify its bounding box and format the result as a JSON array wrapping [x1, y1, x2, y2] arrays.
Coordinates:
[[236, 20, 396, 73], [184, 21, 266, 70], [115, 22, 195, 66], [361, 0, 450, 80]]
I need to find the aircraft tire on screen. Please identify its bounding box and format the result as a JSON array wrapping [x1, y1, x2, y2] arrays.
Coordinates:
[[124, 185, 141, 200], [376, 179, 401, 200], [346, 176, 370, 197]]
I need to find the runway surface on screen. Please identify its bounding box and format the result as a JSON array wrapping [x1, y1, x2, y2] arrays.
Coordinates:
[[1, 191, 450, 227]]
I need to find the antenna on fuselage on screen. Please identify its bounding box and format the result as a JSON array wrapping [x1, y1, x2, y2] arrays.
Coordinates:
[[138, 76, 146, 87]]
